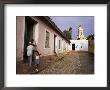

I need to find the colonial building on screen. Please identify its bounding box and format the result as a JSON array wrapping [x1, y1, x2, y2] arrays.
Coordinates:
[[69, 40, 88, 51], [16, 16, 70, 62], [77, 25, 86, 40], [69, 25, 88, 51]]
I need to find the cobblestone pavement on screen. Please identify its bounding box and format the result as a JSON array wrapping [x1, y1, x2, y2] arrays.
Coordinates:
[[38, 52, 94, 74]]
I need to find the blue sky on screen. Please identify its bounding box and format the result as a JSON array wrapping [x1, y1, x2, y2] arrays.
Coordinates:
[[50, 16, 94, 40]]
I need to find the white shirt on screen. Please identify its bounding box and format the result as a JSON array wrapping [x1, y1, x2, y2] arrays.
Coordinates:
[[36, 56, 39, 59], [27, 45, 34, 56]]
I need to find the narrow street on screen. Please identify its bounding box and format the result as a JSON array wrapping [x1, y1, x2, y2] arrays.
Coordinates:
[[16, 16, 94, 75], [38, 51, 94, 74]]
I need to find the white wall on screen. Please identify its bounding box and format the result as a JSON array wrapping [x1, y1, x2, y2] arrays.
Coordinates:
[[69, 40, 88, 51]]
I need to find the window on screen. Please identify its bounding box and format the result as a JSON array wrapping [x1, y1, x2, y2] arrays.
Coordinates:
[[45, 31, 50, 48], [59, 40, 60, 49]]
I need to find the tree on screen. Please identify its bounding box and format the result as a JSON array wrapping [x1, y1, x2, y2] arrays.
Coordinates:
[[87, 34, 94, 40], [63, 27, 72, 40]]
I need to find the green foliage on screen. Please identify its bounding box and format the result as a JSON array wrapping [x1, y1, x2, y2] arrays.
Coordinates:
[[87, 34, 94, 40], [63, 27, 72, 40]]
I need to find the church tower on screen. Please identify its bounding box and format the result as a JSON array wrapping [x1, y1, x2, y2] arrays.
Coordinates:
[[77, 25, 86, 40]]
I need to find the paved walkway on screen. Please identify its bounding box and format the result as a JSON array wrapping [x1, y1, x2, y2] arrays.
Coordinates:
[[38, 51, 94, 74]]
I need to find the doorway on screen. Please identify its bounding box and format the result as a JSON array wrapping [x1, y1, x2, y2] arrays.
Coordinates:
[[72, 44, 75, 50], [23, 16, 37, 63]]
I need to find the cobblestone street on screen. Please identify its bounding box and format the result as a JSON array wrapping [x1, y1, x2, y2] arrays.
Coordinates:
[[38, 51, 94, 74], [16, 16, 94, 75]]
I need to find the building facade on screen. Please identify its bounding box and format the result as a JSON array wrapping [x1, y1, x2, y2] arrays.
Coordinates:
[[69, 40, 88, 51], [88, 35, 94, 54], [16, 16, 70, 62], [68, 25, 88, 51]]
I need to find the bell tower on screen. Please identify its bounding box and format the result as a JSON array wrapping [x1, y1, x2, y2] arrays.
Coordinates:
[[78, 25, 86, 40]]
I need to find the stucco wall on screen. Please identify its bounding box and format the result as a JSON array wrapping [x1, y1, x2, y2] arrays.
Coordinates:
[[32, 17, 69, 56], [16, 16, 70, 61], [16, 16, 25, 61], [88, 40, 94, 53], [69, 40, 88, 51]]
